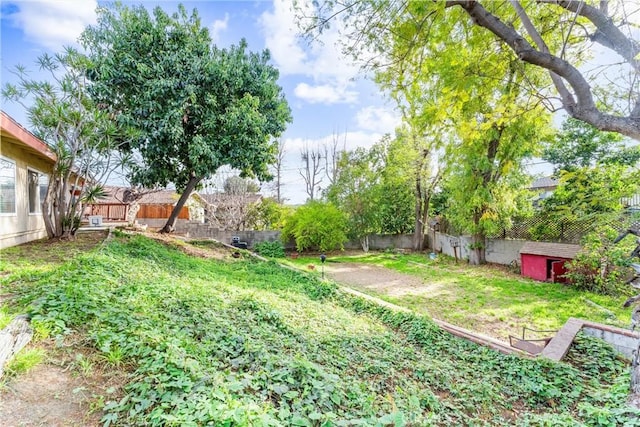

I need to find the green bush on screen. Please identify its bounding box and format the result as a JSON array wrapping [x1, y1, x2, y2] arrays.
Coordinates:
[[253, 240, 285, 258], [563, 226, 636, 295], [281, 201, 348, 252]]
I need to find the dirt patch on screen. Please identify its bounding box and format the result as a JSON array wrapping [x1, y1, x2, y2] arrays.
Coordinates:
[[0, 338, 126, 427], [325, 263, 428, 297], [133, 231, 231, 260], [0, 363, 100, 427]]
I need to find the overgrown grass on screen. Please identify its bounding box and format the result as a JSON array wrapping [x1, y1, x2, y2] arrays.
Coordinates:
[[1, 235, 639, 426], [4, 348, 45, 377], [284, 252, 631, 339]]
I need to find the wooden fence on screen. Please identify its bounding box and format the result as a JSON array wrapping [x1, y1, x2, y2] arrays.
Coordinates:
[[88, 204, 128, 221], [138, 204, 189, 219]]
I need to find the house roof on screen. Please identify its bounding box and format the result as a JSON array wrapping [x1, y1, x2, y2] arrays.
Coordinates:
[[92, 187, 203, 205], [1, 111, 56, 162], [95, 186, 129, 204], [138, 189, 183, 205], [529, 176, 559, 190], [200, 193, 262, 206], [520, 241, 581, 259]]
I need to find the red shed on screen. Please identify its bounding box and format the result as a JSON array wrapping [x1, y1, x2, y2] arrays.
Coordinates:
[[519, 242, 581, 283]]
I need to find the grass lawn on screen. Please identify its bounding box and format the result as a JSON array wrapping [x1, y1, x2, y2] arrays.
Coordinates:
[[282, 251, 632, 341], [1, 233, 639, 426]]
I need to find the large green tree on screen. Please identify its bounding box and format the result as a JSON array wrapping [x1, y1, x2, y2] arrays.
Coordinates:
[[543, 117, 640, 173], [532, 166, 640, 241], [302, 1, 640, 140], [327, 145, 384, 251], [326, 136, 416, 251], [82, 4, 291, 232], [370, 3, 552, 263], [3, 48, 127, 238]]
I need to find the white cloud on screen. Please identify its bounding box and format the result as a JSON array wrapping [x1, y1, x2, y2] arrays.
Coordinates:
[[209, 13, 229, 42], [6, 0, 97, 50], [294, 83, 358, 104], [355, 106, 401, 133], [258, 0, 361, 105]]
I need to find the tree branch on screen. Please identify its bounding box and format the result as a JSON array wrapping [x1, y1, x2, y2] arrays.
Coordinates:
[[448, 0, 640, 139], [540, 0, 640, 72], [509, 0, 576, 109]]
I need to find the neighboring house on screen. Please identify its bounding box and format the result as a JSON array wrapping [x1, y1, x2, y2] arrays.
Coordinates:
[[520, 242, 581, 283], [529, 176, 559, 207], [199, 193, 262, 231], [0, 111, 55, 249], [135, 189, 204, 228], [85, 186, 130, 222]]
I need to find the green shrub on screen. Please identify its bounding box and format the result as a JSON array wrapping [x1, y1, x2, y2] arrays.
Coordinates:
[[254, 240, 285, 258], [563, 226, 636, 295], [281, 201, 348, 252]]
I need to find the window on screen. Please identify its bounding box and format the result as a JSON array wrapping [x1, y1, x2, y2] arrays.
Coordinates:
[[28, 169, 49, 214], [0, 157, 16, 214]]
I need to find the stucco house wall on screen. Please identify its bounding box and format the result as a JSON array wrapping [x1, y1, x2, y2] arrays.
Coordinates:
[[1, 112, 56, 249]]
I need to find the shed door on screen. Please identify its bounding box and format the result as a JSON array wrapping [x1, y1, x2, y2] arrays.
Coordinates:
[[551, 260, 568, 283]]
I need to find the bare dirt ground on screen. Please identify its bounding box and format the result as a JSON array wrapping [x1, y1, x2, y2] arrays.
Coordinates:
[[0, 363, 100, 427], [324, 263, 427, 297]]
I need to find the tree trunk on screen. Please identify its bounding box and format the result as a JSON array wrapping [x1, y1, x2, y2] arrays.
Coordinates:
[[126, 201, 140, 225], [160, 174, 202, 233], [0, 315, 32, 379], [468, 233, 486, 265], [42, 189, 55, 239], [413, 169, 425, 251], [361, 235, 370, 253]]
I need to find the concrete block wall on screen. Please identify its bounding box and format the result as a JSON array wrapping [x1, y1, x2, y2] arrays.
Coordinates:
[[176, 222, 416, 251], [432, 232, 472, 260], [170, 223, 528, 264], [430, 231, 528, 266], [136, 218, 190, 230], [485, 239, 527, 265], [582, 323, 640, 359]]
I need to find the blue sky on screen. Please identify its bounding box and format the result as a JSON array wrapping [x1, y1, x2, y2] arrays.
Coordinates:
[[1, 0, 400, 204]]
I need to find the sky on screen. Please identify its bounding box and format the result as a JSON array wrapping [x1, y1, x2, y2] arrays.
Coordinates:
[[0, 0, 401, 204], [4, 1, 634, 205]]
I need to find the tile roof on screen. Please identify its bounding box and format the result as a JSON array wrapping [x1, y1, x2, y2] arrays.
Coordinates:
[[520, 241, 581, 259], [95, 186, 129, 204], [93, 187, 188, 205], [138, 190, 182, 205], [199, 193, 262, 206], [529, 176, 559, 190]]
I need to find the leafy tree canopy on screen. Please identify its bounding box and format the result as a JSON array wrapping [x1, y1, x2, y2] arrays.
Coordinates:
[[81, 4, 291, 231], [543, 117, 640, 173], [301, 1, 640, 140]]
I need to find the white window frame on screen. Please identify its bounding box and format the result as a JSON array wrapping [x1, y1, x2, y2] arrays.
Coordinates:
[[0, 156, 16, 216], [27, 167, 47, 215]]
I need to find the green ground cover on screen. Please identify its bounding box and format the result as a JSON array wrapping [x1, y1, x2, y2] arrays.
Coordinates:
[[284, 252, 631, 339], [1, 235, 639, 426]]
